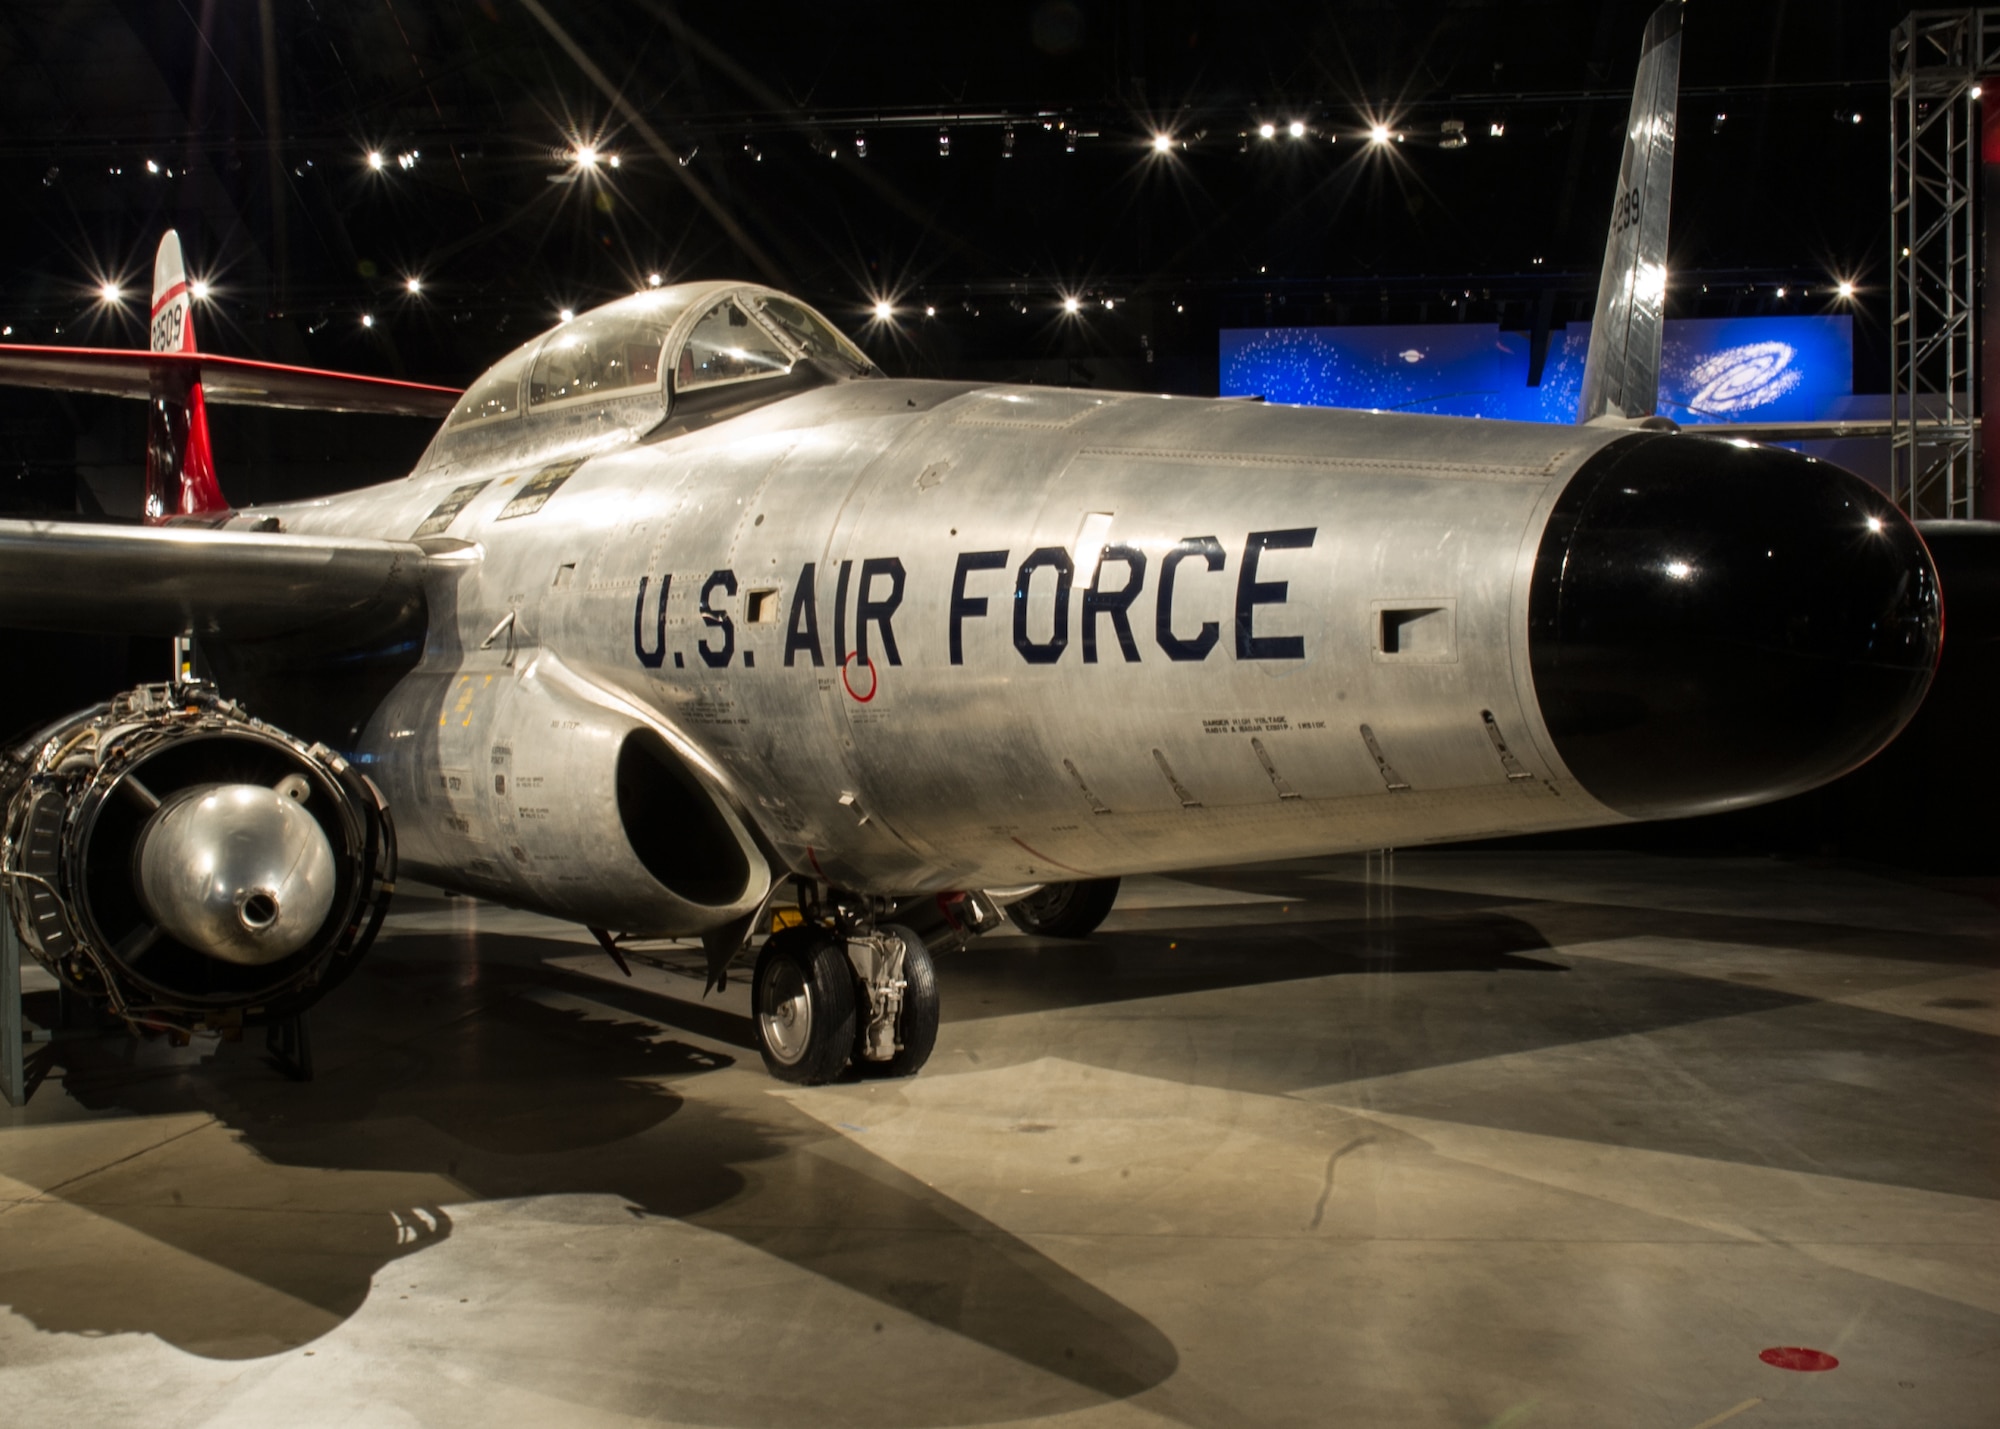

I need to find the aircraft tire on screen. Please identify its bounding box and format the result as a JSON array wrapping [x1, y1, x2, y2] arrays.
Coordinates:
[[855, 924, 938, 1079], [752, 926, 857, 1084], [1006, 877, 1121, 939]]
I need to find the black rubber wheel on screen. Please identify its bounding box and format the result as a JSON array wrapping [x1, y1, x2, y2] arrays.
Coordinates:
[[751, 926, 857, 1084], [854, 923, 938, 1079], [1006, 877, 1121, 939]]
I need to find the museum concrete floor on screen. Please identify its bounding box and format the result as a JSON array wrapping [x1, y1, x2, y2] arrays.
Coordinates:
[[2, 850, 1996, 1428]]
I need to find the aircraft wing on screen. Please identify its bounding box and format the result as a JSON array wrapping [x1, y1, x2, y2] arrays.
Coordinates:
[[0, 519, 429, 641], [1682, 419, 1894, 442], [0, 345, 459, 418]]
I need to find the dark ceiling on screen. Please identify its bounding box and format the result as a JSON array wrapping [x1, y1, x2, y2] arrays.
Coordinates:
[[0, 1, 1909, 394]]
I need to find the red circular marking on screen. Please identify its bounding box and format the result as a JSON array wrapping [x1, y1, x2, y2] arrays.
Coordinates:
[[1760, 1347, 1839, 1372], [840, 651, 878, 703]]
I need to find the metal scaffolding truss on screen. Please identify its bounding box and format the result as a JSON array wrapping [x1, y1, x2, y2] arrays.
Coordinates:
[[1891, 9, 2000, 520]]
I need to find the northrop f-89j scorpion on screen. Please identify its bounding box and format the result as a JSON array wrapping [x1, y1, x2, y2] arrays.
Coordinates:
[[0, 2, 1940, 1085]]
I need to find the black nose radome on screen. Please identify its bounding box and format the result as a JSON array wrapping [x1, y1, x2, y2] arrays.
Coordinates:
[[1528, 433, 1941, 820]]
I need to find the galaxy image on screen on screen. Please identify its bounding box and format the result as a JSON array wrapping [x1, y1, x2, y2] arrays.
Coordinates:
[[1219, 316, 1853, 426]]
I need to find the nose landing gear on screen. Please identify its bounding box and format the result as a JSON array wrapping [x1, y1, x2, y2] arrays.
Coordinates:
[[750, 917, 939, 1085]]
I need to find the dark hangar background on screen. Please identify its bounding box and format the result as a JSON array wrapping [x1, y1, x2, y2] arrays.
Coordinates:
[[5, 1, 1973, 866], [1, 1, 1899, 438]]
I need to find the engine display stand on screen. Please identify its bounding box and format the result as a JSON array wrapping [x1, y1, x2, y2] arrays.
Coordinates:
[[2, 895, 20, 1107], [0, 885, 63, 1108], [265, 1013, 313, 1082], [0, 890, 46, 1107]]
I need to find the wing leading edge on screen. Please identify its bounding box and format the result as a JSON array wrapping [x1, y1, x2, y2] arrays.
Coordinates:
[[0, 345, 460, 419], [0, 519, 430, 643]]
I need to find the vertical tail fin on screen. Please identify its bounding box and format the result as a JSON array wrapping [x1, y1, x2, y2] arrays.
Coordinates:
[[144, 231, 225, 521], [1576, 0, 1683, 425]]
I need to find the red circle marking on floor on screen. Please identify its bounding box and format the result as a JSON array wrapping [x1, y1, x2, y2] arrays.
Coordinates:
[[1760, 1347, 1840, 1372]]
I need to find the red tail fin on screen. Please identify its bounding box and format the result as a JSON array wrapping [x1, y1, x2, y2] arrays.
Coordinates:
[[143, 231, 226, 521]]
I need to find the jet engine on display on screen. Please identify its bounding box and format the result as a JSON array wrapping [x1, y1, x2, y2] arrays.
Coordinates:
[[4, 685, 394, 1036]]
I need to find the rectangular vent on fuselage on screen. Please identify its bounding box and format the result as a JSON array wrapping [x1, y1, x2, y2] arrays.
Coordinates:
[[744, 589, 781, 625], [1373, 601, 1456, 663]]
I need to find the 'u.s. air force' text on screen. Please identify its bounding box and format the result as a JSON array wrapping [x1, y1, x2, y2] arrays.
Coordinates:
[[633, 528, 1316, 670]]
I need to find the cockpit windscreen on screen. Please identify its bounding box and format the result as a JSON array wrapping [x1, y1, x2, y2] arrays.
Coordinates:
[[675, 300, 795, 391]]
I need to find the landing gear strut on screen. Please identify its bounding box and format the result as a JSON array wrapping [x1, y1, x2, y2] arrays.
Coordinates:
[[749, 893, 940, 1084]]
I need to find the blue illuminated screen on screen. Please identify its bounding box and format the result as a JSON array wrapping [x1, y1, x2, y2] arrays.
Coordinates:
[[1218, 316, 1853, 425]]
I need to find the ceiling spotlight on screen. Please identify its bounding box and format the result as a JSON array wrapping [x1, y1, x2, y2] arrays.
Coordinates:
[[1003, 125, 1016, 157], [1288, 120, 1307, 138], [98, 282, 122, 302], [1440, 119, 1467, 149], [924, 304, 937, 317], [854, 130, 868, 158], [1837, 280, 1856, 298], [559, 308, 575, 322], [366, 150, 385, 170], [1490, 121, 1505, 137], [1851, 112, 1864, 124], [406, 277, 422, 294], [145, 159, 160, 174], [1370, 124, 1391, 144], [190, 280, 211, 300], [361, 313, 375, 328], [647, 272, 663, 287], [938, 127, 951, 157], [1152, 131, 1174, 153], [1103, 298, 1115, 310], [1062, 296, 1081, 314], [397, 150, 418, 170], [1972, 86, 1985, 100], [1257, 122, 1276, 140], [872, 300, 894, 320], [574, 145, 599, 168], [608, 154, 620, 168], [1775, 286, 1787, 298]]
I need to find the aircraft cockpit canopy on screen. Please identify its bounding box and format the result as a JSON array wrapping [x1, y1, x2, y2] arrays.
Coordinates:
[[529, 304, 673, 409], [420, 282, 875, 476]]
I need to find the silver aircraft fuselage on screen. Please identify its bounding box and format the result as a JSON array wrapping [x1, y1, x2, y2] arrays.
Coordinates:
[[355, 384, 1603, 895], [201, 286, 1934, 939]]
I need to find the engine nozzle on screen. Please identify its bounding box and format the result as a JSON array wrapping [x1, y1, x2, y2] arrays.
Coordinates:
[[134, 779, 338, 965]]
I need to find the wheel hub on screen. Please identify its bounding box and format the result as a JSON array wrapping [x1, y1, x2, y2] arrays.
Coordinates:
[[759, 958, 812, 1064]]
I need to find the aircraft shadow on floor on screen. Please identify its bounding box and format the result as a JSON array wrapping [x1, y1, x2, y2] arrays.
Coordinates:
[[10, 877, 1994, 1409], [7, 941, 1182, 1426], [937, 878, 2000, 1208]]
